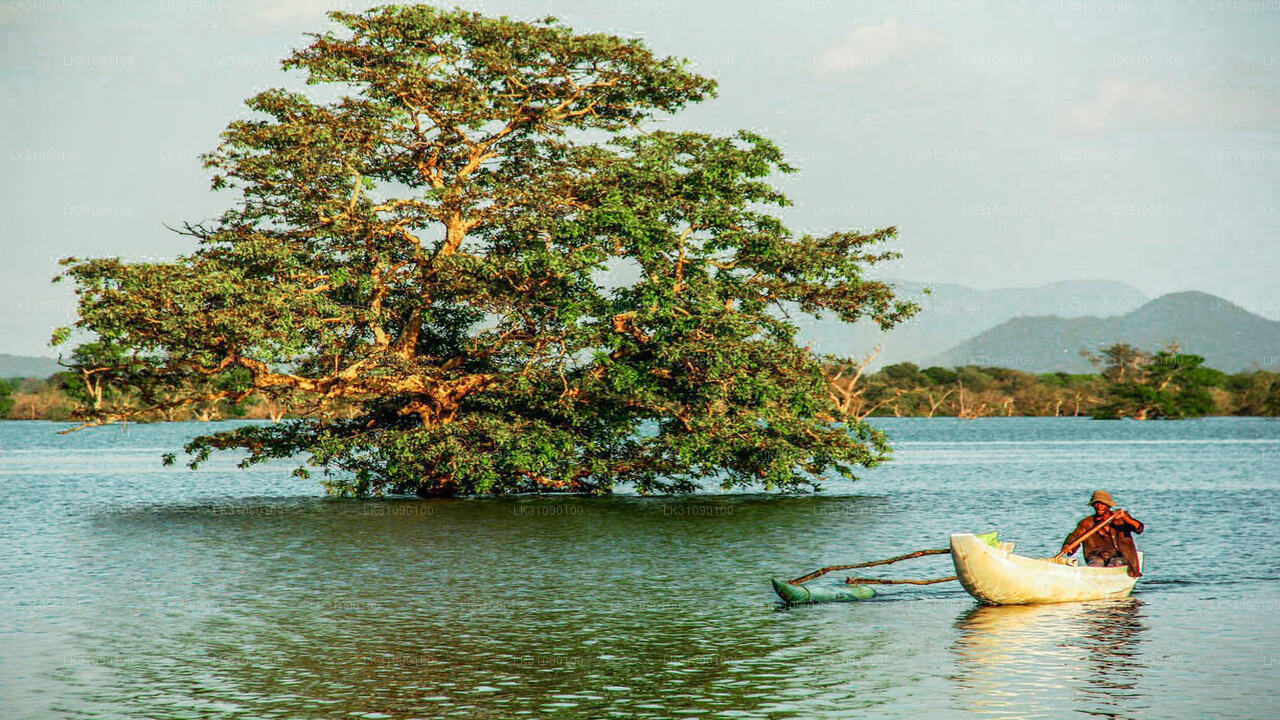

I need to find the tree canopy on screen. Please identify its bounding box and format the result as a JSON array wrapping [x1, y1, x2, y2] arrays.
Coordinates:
[[1085, 342, 1223, 419], [0, 380, 14, 420], [55, 6, 915, 496]]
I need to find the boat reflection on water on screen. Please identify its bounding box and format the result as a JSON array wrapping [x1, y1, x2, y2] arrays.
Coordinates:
[[951, 598, 1149, 719]]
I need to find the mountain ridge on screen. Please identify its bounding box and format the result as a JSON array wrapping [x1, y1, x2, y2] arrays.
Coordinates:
[[804, 278, 1150, 366], [925, 291, 1280, 373], [0, 353, 62, 380]]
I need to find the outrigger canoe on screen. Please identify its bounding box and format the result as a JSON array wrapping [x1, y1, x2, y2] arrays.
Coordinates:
[[950, 532, 1142, 606]]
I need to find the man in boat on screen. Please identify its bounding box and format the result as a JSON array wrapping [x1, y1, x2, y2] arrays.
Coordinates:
[[1060, 490, 1143, 578]]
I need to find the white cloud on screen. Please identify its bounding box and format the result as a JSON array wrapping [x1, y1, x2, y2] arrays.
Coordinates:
[[816, 19, 943, 75], [1060, 75, 1280, 133]]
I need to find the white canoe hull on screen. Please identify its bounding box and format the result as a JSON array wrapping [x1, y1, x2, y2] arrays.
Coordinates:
[[950, 532, 1141, 606]]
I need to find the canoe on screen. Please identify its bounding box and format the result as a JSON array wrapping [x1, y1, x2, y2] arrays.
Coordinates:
[[771, 578, 876, 603], [950, 532, 1142, 605]]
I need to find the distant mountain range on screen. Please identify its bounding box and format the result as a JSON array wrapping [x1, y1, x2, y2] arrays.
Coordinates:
[[926, 291, 1280, 373], [804, 278, 1151, 367], [0, 353, 61, 380]]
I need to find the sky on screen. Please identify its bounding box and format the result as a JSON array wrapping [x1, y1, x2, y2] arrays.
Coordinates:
[[2, 0, 1279, 356]]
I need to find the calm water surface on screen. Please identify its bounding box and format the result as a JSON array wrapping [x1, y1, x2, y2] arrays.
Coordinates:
[[1, 417, 1277, 719]]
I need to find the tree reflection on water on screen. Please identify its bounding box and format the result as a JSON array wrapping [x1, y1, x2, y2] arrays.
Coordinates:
[[951, 598, 1149, 718]]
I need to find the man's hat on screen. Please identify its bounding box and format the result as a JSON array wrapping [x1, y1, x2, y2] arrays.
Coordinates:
[[1088, 489, 1115, 507]]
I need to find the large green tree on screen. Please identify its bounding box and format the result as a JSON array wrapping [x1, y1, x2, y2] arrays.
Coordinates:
[[1087, 342, 1222, 419], [1227, 370, 1280, 416], [0, 379, 14, 419], [56, 6, 915, 496]]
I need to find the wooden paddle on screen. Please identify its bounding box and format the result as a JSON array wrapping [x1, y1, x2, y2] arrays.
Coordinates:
[[1054, 510, 1121, 559]]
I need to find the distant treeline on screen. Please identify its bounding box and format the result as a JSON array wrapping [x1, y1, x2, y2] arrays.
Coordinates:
[[0, 374, 288, 423], [830, 342, 1279, 420], [3, 342, 1278, 422]]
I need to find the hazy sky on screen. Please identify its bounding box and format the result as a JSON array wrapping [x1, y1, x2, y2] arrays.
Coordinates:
[[3, 0, 1278, 356]]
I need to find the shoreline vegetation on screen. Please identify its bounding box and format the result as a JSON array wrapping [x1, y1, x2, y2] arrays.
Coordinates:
[[831, 342, 1280, 420], [6, 343, 1277, 423]]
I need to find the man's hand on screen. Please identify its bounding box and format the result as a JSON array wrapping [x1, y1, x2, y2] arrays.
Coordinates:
[[1109, 508, 1135, 526]]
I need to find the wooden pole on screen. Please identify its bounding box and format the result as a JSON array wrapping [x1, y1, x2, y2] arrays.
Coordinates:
[[845, 575, 956, 585], [788, 548, 950, 585]]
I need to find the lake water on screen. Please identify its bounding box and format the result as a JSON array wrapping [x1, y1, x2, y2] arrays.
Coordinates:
[[2, 417, 1277, 719]]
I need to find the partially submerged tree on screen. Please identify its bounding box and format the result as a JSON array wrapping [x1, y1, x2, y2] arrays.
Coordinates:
[[0, 379, 14, 420], [56, 6, 915, 496], [1086, 342, 1222, 419], [1227, 370, 1280, 416]]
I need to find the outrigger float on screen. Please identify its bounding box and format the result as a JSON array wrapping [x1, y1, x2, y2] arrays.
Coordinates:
[[770, 578, 876, 603]]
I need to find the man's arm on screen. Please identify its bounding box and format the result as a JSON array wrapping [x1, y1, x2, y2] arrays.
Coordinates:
[[1060, 517, 1092, 554], [1113, 509, 1143, 534]]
